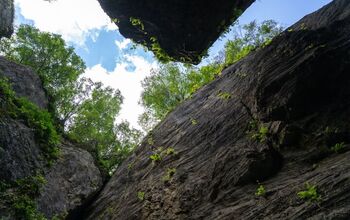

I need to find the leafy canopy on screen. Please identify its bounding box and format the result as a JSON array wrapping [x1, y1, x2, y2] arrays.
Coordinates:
[[0, 24, 85, 126], [0, 25, 142, 174]]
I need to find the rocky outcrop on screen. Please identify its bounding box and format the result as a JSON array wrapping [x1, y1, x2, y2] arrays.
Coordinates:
[[86, 0, 350, 219], [0, 57, 103, 218], [0, 56, 48, 109], [0, 0, 14, 38], [37, 142, 102, 219], [98, 0, 255, 63]]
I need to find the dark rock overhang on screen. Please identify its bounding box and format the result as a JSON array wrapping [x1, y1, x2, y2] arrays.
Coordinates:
[[98, 0, 255, 64]]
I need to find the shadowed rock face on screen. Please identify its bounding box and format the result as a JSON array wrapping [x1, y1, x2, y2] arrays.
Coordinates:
[[97, 0, 255, 64], [86, 0, 350, 219], [0, 0, 14, 38], [0, 57, 103, 219]]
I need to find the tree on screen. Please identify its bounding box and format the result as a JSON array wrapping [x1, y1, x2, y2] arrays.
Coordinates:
[[0, 25, 142, 174], [139, 20, 283, 130], [0, 25, 86, 125], [224, 20, 283, 66], [139, 62, 221, 130]]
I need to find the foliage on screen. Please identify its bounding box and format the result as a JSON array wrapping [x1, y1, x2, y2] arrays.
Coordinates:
[[139, 62, 220, 130], [0, 77, 60, 162], [255, 184, 266, 197], [165, 147, 176, 155], [139, 20, 282, 130], [331, 142, 345, 153], [162, 168, 176, 182], [0, 25, 142, 175], [150, 153, 162, 162], [191, 118, 198, 125], [217, 92, 232, 100], [0, 175, 47, 220], [137, 191, 145, 201], [251, 125, 269, 143], [130, 17, 144, 31], [223, 20, 283, 66], [297, 183, 321, 202], [0, 25, 86, 126], [68, 83, 141, 173]]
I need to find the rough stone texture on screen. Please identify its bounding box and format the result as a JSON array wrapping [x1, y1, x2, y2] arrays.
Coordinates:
[[0, 0, 14, 38], [86, 0, 350, 219], [37, 142, 103, 219], [0, 56, 48, 109], [98, 0, 255, 64], [0, 117, 46, 182], [0, 57, 103, 218]]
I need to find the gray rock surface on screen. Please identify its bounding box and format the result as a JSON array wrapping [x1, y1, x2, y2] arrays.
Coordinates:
[[0, 57, 103, 218], [0, 56, 48, 109], [37, 141, 103, 219], [86, 0, 350, 219], [0, 0, 14, 38], [0, 117, 45, 181]]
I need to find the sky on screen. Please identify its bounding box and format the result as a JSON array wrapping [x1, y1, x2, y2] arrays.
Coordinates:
[[14, 0, 332, 129]]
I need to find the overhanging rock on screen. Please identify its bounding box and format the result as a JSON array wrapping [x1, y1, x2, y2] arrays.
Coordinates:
[[98, 0, 255, 64]]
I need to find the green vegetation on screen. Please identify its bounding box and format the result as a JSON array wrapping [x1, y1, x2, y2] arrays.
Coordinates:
[[162, 168, 176, 182], [139, 20, 282, 130], [150, 153, 162, 162], [217, 92, 232, 100], [0, 78, 60, 163], [0, 175, 47, 220], [0, 25, 85, 127], [247, 120, 269, 143], [165, 147, 176, 155], [251, 125, 269, 143], [255, 184, 266, 197], [331, 142, 345, 153], [297, 183, 321, 202], [137, 191, 145, 201], [0, 25, 142, 175], [149, 147, 177, 164], [191, 118, 198, 125], [130, 17, 144, 31]]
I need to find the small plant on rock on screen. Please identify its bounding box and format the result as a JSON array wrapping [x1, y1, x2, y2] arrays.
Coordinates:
[[191, 118, 198, 125], [297, 183, 321, 202], [252, 125, 269, 143], [162, 168, 176, 182], [255, 184, 266, 197], [165, 147, 176, 155], [137, 191, 145, 201], [331, 142, 345, 153], [150, 153, 162, 162], [217, 92, 232, 100]]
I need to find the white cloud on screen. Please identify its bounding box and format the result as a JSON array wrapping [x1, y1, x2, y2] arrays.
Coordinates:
[[115, 39, 131, 50], [83, 55, 158, 129], [15, 0, 118, 45]]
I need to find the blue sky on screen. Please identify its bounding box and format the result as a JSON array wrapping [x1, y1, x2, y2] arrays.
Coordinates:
[[14, 0, 332, 129]]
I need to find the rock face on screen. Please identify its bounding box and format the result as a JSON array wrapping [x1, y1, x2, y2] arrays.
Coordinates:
[[0, 0, 14, 38], [86, 0, 350, 219], [0, 56, 48, 109], [37, 142, 102, 218], [0, 57, 103, 218], [98, 0, 254, 64]]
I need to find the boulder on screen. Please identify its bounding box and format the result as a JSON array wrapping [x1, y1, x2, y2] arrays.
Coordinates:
[[97, 0, 255, 63], [86, 0, 350, 219]]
